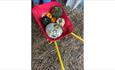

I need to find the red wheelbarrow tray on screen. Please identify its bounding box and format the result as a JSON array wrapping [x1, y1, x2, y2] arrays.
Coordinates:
[[32, 1, 74, 42]]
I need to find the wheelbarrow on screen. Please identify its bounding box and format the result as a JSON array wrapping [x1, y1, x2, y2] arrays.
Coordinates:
[[32, 1, 83, 70]]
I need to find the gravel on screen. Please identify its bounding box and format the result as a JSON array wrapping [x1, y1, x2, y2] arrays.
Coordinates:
[[32, 5, 83, 70]]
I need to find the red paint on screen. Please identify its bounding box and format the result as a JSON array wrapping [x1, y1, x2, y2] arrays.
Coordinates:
[[32, 2, 74, 42]]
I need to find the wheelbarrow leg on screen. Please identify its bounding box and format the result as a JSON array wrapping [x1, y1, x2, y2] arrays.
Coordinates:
[[54, 41, 65, 70], [71, 32, 84, 42]]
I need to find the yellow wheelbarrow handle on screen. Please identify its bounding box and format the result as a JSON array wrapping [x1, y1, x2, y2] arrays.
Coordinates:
[[71, 32, 84, 42], [54, 41, 65, 70], [52, 32, 83, 70]]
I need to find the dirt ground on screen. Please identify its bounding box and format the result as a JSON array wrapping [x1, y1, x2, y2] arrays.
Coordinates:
[[32, 5, 83, 70]]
